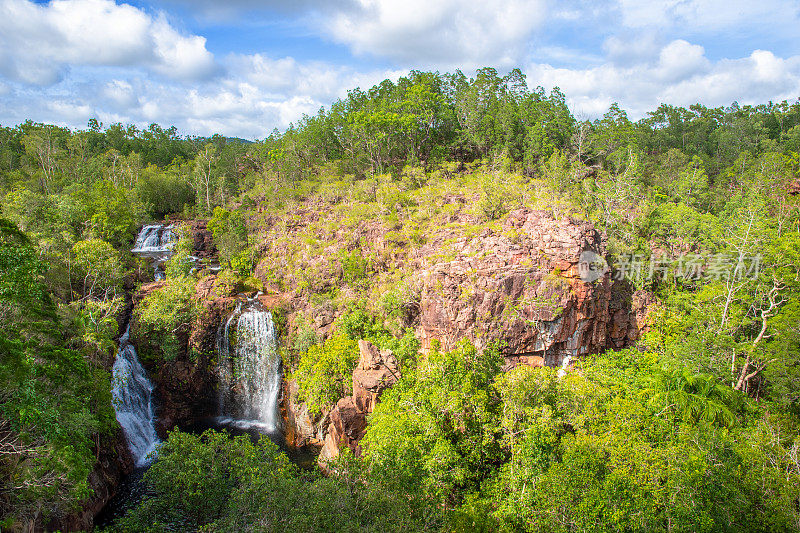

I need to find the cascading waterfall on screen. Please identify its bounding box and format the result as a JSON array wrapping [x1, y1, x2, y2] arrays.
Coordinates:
[[131, 224, 176, 281], [132, 224, 175, 253], [111, 325, 160, 466], [216, 300, 281, 432]]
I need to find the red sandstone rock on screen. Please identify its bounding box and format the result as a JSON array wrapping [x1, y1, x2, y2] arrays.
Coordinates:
[[789, 178, 800, 195], [415, 208, 641, 369], [352, 339, 400, 413], [318, 340, 399, 465]]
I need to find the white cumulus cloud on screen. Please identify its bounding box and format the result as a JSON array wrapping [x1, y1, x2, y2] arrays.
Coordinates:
[[0, 0, 217, 85], [528, 42, 800, 119], [324, 0, 547, 67]]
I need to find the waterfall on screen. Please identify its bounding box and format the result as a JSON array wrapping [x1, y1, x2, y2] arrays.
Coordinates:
[[216, 301, 281, 432], [112, 325, 160, 466], [557, 355, 573, 378], [132, 224, 176, 281], [132, 224, 175, 253]]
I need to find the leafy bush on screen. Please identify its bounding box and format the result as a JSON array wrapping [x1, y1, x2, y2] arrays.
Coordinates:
[[109, 429, 440, 532], [133, 275, 197, 362], [337, 248, 371, 285], [294, 334, 359, 416], [71, 238, 123, 297], [135, 164, 195, 219], [208, 206, 247, 268], [362, 340, 504, 501], [0, 219, 117, 528], [292, 321, 319, 357]]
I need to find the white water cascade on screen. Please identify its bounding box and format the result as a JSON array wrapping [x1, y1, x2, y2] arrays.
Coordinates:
[[131, 224, 176, 281], [132, 224, 175, 253], [111, 325, 160, 466], [557, 355, 573, 378], [216, 301, 281, 432]]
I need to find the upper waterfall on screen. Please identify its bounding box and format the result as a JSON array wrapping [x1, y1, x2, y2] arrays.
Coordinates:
[[132, 224, 175, 253], [111, 325, 160, 466], [216, 300, 281, 432], [131, 224, 176, 281]]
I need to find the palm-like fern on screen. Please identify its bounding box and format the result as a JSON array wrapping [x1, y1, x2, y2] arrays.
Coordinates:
[[647, 369, 744, 428]]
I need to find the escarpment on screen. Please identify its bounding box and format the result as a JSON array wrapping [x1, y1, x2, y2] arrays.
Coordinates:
[[279, 208, 649, 459], [416, 208, 644, 369], [129, 209, 649, 463]]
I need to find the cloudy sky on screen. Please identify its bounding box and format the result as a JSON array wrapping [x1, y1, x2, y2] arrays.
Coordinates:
[[1, 0, 799, 139]]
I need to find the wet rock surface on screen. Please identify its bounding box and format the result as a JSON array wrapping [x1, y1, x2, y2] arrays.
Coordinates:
[[129, 276, 237, 435]]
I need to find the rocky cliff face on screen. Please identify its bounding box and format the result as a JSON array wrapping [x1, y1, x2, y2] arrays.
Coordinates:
[[282, 378, 327, 449], [186, 219, 217, 260], [129, 277, 237, 435], [318, 340, 399, 465], [416, 208, 642, 369], [126, 210, 650, 465], [311, 209, 649, 460]]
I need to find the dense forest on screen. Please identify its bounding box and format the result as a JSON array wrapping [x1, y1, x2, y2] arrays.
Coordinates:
[[2, 67, 800, 532]]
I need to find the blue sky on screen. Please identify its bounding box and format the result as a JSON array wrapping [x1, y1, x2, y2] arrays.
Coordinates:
[[1, 0, 799, 139]]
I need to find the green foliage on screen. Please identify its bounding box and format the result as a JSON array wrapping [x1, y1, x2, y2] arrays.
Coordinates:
[[65, 295, 124, 358], [0, 219, 116, 528], [483, 352, 800, 532], [164, 225, 195, 279], [135, 163, 195, 219], [0, 218, 47, 317], [132, 275, 197, 362], [110, 429, 439, 532], [291, 320, 319, 357], [71, 238, 123, 298], [293, 308, 421, 416], [362, 340, 504, 503], [478, 173, 512, 221], [4, 75, 800, 532], [111, 430, 295, 531], [337, 247, 371, 285], [295, 334, 359, 416], [337, 307, 389, 342], [230, 246, 257, 279], [208, 206, 247, 268]]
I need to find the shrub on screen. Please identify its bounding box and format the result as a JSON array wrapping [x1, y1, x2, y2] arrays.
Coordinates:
[[133, 276, 197, 362], [135, 165, 195, 219], [294, 334, 359, 416], [207, 206, 247, 268]]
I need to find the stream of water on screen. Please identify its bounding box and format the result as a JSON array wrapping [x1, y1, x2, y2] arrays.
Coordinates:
[[111, 324, 160, 467]]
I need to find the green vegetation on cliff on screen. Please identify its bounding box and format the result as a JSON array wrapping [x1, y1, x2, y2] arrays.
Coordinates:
[[2, 68, 800, 531]]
